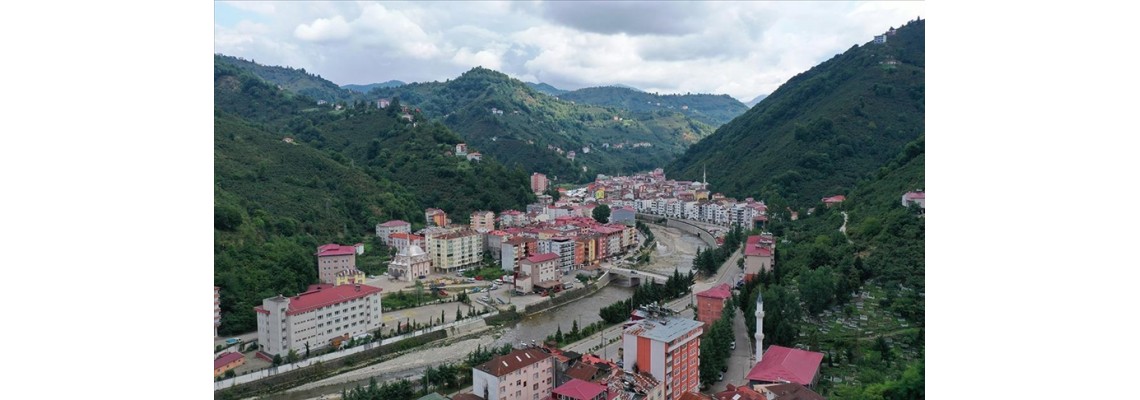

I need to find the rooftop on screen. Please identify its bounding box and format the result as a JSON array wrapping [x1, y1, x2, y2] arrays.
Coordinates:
[[316, 243, 356, 257], [524, 252, 560, 264], [378, 220, 411, 227], [214, 352, 244, 369], [255, 284, 382, 316], [696, 283, 732, 300], [475, 348, 551, 377], [553, 379, 607, 400], [746, 345, 824, 386], [624, 317, 703, 343]]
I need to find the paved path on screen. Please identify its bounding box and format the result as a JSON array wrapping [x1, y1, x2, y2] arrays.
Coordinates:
[[709, 307, 752, 393]]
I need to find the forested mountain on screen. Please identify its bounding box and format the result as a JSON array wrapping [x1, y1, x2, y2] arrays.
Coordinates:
[[737, 136, 924, 398], [215, 54, 362, 104], [559, 86, 749, 127], [368, 67, 715, 182], [525, 82, 567, 96], [214, 58, 533, 334], [668, 19, 925, 206], [342, 80, 406, 93]]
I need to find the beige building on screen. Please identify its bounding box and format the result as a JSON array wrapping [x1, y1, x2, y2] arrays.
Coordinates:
[[388, 245, 432, 281], [743, 235, 775, 282], [376, 220, 411, 240], [334, 269, 367, 286], [387, 232, 425, 253], [316, 244, 358, 284], [427, 229, 484, 273], [473, 348, 555, 400], [471, 210, 496, 233], [519, 253, 560, 288], [214, 286, 221, 338], [254, 284, 383, 357]]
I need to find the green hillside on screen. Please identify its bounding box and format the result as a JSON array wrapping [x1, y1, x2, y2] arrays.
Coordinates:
[[368, 67, 715, 182], [558, 86, 749, 127], [214, 57, 533, 334], [215, 54, 362, 104], [668, 19, 925, 206], [343, 80, 406, 93], [525, 82, 567, 96], [736, 136, 924, 398]]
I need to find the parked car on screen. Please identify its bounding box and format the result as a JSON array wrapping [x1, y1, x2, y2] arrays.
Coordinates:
[[717, 372, 724, 382], [731, 341, 736, 350]]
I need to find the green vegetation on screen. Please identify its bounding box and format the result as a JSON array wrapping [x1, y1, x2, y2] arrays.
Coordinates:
[[342, 80, 406, 93], [592, 204, 611, 223], [734, 132, 924, 397], [691, 225, 746, 276], [368, 67, 716, 182], [525, 82, 568, 96], [214, 57, 532, 335], [341, 344, 515, 400], [668, 19, 925, 206], [598, 269, 694, 324], [216, 54, 362, 104], [559, 86, 749, 127]]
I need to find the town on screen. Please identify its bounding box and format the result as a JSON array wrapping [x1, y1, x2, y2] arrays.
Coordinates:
[[214, 167, 807, 400]]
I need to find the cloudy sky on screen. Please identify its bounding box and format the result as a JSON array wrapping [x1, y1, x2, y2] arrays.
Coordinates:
[[214, 1, 924, 102]]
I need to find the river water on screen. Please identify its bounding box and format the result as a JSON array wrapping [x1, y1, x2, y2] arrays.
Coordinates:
[[493, 224, 707, 347]]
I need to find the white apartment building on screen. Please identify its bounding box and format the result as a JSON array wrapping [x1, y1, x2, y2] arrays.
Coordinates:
[[472, 348, 555, 400], [255, 284, 382, 357]]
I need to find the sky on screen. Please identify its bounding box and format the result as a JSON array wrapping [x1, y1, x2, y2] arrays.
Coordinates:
[[214, 1, 925, 102]]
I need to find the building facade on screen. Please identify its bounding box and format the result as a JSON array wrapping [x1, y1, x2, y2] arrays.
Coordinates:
[[532, 173, 549, 194], [622, 317, 703, 400], [254, 284, 382, 357], [520, 253, 560, 289], [334, 269, 367, 286], [214, 352, 244, 377], [316, 244, 359, 284], [695, 283, 731, 328], [387, 232, 426, 254], [471, 210, 497, 233], [427, 229, 484, 272], [472, 348, 555, 400], [376, 220, 411, 239], [215, 286, 221, 338], [426, 208, 449, 227], [743, 235, 775, 282]]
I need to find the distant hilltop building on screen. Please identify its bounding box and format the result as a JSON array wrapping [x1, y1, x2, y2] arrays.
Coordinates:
[[455, 143, 468, 157], [902, 190, 925, 208], [377, 98, 390, 108]]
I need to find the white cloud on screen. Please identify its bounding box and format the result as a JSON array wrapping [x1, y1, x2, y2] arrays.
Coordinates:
[[214, 1, 926, 101]]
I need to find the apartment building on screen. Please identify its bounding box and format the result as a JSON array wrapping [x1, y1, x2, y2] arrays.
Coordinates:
[[473, 348, 555, 400], [622, 317, 703, 400], [316, 244, 358, 284], [427, 229, 483, 273]]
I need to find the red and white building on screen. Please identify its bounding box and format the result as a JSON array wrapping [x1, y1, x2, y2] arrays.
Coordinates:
[[472, 347, 555, 400], [386, 232, 425, 254], [316, 244, 361, 284], [254, 284, 383, 357], [376, 220, 411, 240], [553, 378, 608, 400], [622, 317, 704, 400], [743, 235, 775, 282], [520, 252, 561, 293], [214, 286, 221, 338], [745, 345, 824, 388], [902, 191, 925, 208], [821, 195, 846, 208]]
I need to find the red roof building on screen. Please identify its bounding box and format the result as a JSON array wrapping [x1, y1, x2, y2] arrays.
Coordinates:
[[526, 252, 560, 264], [214, 352, 245, 377], [695, 283, 733, 328], [746, 345, 824, 387], [821, 195, 846, 207], [316, 243, 356, 257], [553, 379, 608, 400], [316, 244, 358, 284]]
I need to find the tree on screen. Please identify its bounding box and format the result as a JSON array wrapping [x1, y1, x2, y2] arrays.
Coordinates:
[[555, 325, 564, 343], [224, 369, 236, 378], [286, 349, 299, 364], [592, 204, 611, 224], [456, 307, 464, 322], [272, 354, 283, 367], [545, 186, 561, 202], [305, 342, 311, 358]]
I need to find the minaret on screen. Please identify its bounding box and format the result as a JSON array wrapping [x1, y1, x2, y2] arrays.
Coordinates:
[[754, 290, 765, 364], [702, 165, 707, 186]]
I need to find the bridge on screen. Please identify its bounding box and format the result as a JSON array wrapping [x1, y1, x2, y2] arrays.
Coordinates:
[[606, 267, 669, 287]]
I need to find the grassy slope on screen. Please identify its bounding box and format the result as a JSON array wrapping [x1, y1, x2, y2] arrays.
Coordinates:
[[558, 86, 749, 127]]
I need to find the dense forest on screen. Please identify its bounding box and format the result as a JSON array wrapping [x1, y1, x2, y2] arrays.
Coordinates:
[[525, 82, 568, 96], [342, 80, 406, 93], [735, 135, 924, 398], [368, 67, 716, 182], [214, 57, 533, 334], [558, 86, 749, 127], [215, 54, 363, 104], [668, 19, 925, 207]]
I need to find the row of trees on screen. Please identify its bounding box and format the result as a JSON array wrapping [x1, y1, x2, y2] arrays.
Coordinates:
[[692, 225, 746, 276], [599, 269, 694, 324], [547, 319, 608, 347], [340, 343, 516, 400]]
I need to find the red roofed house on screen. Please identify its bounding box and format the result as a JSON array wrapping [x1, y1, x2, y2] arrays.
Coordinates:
[[214, 352, 245, 377], [553, 378, 608, 400], [376, 219, 411, 239], [746, 345, 824, 388], [472, 348, 554, 400], [316, 244, 359, 284], [742, 235, 775, 282], [902, 191, 925, 208], [387, 232, 425, 253], [821, 195, 846, 208], [521, 252, 561, 293], [714, 384, 764, 400], [695, 283, 733, 328], [253, 284, 382, 357]]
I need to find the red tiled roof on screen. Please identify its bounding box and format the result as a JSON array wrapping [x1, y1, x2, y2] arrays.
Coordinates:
[[904, 191, 925, 200], [821, 195, 846, 203], [697, 283, 732, 300], [378, 220, 410, 227], [488, 230, 508, 236], [388, 232, 424, 241], [285, 284, 382, 316], [744, 246, 772, 257], [565, 363, 599, 382], [553, 379, 607, 400], [451, 394, 485, 400], [214, 352, 244, 369], [475, 348, 551, 377], [316, 244, 356, 257], [746, 345, 824, 386], [525, 253, 559, 263], [592, 225, 623, 235]]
